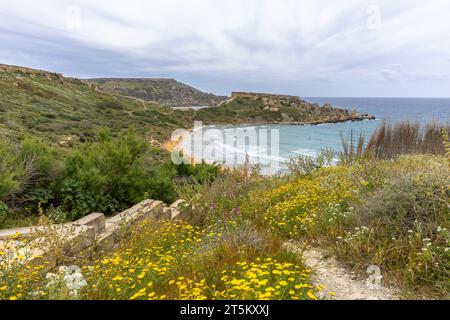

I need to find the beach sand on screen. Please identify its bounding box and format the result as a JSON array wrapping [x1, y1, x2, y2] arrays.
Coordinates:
[[162, 129, 203, 165]]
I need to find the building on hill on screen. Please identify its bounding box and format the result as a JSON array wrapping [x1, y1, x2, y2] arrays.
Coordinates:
[[231, 92, 302, 103]]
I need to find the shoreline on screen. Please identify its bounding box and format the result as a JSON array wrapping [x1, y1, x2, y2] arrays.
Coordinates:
[[162, 117, 377, 167], [233, 116, 376, 127], [162, 128, 204, 165], [201, 117, 377, 129]]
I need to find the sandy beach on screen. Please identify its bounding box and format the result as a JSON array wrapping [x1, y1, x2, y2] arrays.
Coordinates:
[[162, 128, 203, 165]]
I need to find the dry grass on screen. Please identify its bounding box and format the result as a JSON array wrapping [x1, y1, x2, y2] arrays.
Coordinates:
[[341, 121, 449, 162]]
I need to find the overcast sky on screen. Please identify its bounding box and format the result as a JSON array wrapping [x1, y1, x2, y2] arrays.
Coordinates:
[[1, 0, 450, 97]]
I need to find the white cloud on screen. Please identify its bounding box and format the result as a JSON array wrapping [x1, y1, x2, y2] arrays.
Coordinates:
[[1, 0, 450, 96]]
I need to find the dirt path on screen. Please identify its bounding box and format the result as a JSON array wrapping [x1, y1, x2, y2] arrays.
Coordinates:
[[284, 242, 399, 300]]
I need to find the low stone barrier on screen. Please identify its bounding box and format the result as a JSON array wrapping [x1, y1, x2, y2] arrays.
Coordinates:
[[0, 199, 196, 272]]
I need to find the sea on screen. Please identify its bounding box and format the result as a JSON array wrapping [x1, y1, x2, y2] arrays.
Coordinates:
[[181, 98, 450, 174]]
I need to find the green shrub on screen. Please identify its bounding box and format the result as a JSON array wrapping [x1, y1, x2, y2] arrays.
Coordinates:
[[0, 137, 57, 205], [57, 128, 220, 218], [58, 129, 151, 218], [44, 206, 70, 224], [0, 145, 20, 201], [333, 155, 449, 296], [147, 164, 178, 204], [175, 161, 221, 184], [16, 136, 58, 179], [95, 100, 124, 110], [1, 128, 222, 223], [287, 148, 335, 176], [0, 201, 7, 223]]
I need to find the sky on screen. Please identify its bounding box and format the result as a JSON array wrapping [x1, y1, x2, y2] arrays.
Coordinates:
[[1, 0, 450, 97]]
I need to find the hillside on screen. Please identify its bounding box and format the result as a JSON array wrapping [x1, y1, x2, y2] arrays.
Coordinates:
[[87, 78, 227, 108], [0, 64, 374, 146], [0, 64, 193, 144]]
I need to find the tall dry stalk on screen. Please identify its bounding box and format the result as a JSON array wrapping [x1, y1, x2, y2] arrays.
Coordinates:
[[341, 120, 449, 162], [340, 130, 366, 164]]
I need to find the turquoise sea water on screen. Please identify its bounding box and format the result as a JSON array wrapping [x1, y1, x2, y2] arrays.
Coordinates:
[[182, 98, 450, 174]]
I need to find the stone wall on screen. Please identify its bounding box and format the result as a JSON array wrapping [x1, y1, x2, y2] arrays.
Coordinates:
[[231, 91, 302, 103], [0, 199, 196, 272]]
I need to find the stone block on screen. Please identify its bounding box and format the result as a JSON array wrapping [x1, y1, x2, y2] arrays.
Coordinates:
[[74, 213, 106, 234], [151, 201, 164, 218], [122, 199, 154, 217], [96, 231, 115, 252], [27, 247, 57, 272], [171, 209, 181, 220], [179, 208, 193, 221], [62, 225, 96, 256], [170, 199, 193, 221], [161, 207, 172, 220], [0, 199, 194, 272], [106, 199, 156, 228], [190, 212, 202, 225], [170, 199, 186, 209], [105, 213, 123, 227], [105, 221, 126, 242]]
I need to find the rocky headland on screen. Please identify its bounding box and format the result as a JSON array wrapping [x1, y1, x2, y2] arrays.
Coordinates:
[[196, 91, 375, 126]]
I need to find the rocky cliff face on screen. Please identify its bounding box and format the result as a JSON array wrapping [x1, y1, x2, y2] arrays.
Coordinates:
[[87, 78, 227, 108], [219, 92, 375, 125]]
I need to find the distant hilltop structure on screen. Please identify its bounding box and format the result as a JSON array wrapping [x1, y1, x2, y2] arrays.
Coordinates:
[[228, 91, 375, 123], [231, 92, 302, 103]]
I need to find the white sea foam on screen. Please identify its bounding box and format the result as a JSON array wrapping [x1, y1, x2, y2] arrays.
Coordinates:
[[179, 121, 380, 174], [291, 148, 318, 157]]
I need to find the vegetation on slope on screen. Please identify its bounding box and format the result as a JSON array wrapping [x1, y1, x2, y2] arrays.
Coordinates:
[[87, 78, 227, 108], [196, 96, 369, 125], [2, 152, 447, 300], [0, 64, 193, 144], [0, 114, 448, 300], [1, 214, 320, 300], [267, 155, 448, 296], [0, 63, 377, 227], [0, 129, 220, 228], [177, 155, 448, 298], [177, 124, 449, 298], [0, 64, 364, 145]]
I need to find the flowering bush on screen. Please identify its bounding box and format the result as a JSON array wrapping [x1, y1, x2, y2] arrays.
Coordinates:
[[215, 259, 318, 300], [0, 238, 50, 300], [0, 217, 320, 300], [82, 220, 318, 300], [262, 166, 355, 238], [1, 154, 447, 300]]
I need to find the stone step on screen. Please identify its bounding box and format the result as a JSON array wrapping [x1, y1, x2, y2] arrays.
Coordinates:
[[1, 198, 195, 272], [74, 212, 105, 235]]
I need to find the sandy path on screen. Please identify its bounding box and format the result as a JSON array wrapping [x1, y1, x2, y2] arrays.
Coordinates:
[[284, 242, 399, 300]]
